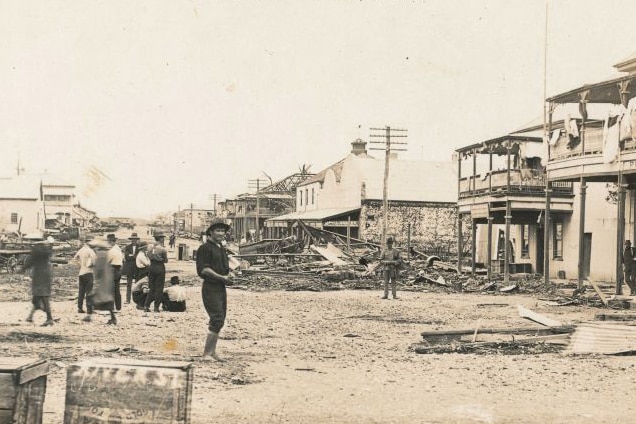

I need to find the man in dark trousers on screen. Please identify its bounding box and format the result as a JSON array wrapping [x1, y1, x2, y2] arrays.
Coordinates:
[[623, 240, 636, 295], [106, 233, 124, 311], [196, 218, 233, 361], [73, 235, 96, 313], [144, 230, 168, 312], [123, 232, 140, 304]]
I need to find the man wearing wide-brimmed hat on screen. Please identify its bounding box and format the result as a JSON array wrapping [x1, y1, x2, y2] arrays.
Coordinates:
[[380, 237, 403, 300], [73, 234, 96, 314], [24, 241, 55, 326], [196, 218, 233, 361], [144, 230, 168, 312], [123, 232, 141, 304]]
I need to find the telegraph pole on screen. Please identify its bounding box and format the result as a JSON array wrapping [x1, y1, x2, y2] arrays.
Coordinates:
[[369, 126, 408, 245], [208, 194, 220, 216], [248, 179, 268, 242], [190, 203, 193, 235]]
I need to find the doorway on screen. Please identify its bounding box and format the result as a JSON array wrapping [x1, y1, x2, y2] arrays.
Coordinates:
[[536, 225, 544, 274], [582, 233, 592, 278]]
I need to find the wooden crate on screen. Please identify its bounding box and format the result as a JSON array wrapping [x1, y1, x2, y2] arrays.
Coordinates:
[[63, 358, 193, 424], [0, 357, 49, 424]]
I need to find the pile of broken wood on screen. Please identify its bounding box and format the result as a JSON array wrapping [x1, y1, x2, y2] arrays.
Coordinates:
[[413, 305, 636, 356]]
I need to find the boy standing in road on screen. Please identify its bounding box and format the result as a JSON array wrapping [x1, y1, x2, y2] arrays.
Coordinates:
[[196, 218, 233, 361]]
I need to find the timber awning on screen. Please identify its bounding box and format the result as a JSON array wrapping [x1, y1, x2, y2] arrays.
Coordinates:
[[547, 74, 636, 104], [455, 131, 543, 157], [265, 207, 360, 227]]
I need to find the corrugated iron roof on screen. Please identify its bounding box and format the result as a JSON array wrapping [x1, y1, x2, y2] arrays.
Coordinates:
[[566, 322, 636, 355]]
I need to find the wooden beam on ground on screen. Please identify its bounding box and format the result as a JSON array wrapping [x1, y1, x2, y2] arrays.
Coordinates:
[[586, 278, 608, 306], [517, 305, 563, 327]]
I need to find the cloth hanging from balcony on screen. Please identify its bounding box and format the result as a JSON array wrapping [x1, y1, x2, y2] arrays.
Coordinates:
[[617, 104, 632, 142], [519, 142, 546, 161], [564, 115, 580, 149], [603, 107, 621, 164], [549, 129, 561, 146], [627, 97, 636, 141]]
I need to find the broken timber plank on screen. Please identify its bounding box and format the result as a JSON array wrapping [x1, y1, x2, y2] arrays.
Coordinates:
[[517, 305, 563, 327], [594, 313, 636, 322], [586, 278, 608, 306], [421, 325, 573, 345], [310, 245, 349, 266]]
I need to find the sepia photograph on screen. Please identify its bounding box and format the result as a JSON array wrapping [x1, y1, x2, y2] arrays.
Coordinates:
[[2, 1, 636, 423]]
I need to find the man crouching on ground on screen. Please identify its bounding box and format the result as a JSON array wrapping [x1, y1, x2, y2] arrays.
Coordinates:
[[196, 218, 233, 361]]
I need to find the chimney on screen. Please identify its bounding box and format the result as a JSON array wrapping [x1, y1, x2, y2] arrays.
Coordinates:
[[351, 138, 367, 156]]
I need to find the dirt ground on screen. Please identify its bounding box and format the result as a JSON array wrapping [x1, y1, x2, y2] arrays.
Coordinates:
[[1, 239, 635, 423]]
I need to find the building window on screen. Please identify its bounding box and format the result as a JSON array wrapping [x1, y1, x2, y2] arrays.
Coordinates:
[[311, 188, 315, 204], [305, 189, 308, 206], [10, 213, 18, 224], [299, 190, 303, 206], [553, 221, 563, 259], [521, 225, 529, 258]]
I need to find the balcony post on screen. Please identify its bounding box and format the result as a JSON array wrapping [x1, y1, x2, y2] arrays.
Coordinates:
[[504, 201, 511, 285], [543, 185, 552, 285], [457, 212, 463, 274], [472, 150, 477, 198], [487, 216, 493, 282], [577, 178, 587, 290], [506, 144, 511, 193], [616, 183, 628, 295], [489, 149, 493, 194], [457, 154, 462, 199], [471, 218, 477, 276]]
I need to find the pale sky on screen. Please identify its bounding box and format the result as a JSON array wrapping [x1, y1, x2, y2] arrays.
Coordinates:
[[1, 0, 635, 218]]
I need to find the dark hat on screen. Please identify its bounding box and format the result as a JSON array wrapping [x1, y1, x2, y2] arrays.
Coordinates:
[[153, 230, 166, 238], [128, 232, 140, 240], [170, 276, 180, 285], [107, 233, 117, 241], [206, 218, 230, 235], [386, 237, 394, 245]]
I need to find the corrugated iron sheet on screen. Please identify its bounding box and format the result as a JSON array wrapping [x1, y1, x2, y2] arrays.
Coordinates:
[[566, 322, 636, 355]]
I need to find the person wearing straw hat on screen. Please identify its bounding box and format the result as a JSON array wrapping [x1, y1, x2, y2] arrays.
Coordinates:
[[196, 218, 233, 361], [123, 232, 141, 304], [144, 230, 168, 312]]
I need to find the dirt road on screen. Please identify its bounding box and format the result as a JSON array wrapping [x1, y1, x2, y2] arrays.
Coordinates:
[[1, 250, 634, 423]]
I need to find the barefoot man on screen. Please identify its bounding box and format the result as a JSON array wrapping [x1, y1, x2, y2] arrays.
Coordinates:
[[196, 218, 233, 361]]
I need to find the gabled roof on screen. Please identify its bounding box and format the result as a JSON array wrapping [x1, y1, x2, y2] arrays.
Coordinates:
[[297, 158, 346, 187]]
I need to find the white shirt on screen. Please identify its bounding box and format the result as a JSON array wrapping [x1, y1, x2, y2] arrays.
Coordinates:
[[107, 244, 124, 266], [164, 285, 187, 302], [73, 245, 96, 276], [136, 250, 150, 268]]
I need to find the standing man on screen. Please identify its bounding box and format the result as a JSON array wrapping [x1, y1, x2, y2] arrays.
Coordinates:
[[123, 232, 140, 304], [196, 218, 233, 361], [73, 235, 96, 314], [623, 240, 636, 296], [106, 234, 124, 311], [169, 232, 176, 250], [380, 237, 402, 300], [86, 239, 116, 325], [144, 230, 168, 312]]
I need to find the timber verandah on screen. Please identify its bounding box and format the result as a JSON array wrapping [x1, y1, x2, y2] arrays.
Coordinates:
[[546, 71, 636, 295], [455, 134, 574, 287]]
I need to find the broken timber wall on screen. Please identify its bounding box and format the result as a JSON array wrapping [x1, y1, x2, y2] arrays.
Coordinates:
[[359, 200, 463, 256]]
